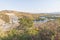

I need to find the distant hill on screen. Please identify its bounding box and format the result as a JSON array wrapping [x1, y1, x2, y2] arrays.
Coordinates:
[[0, 10, 48, 22], [0, 10, 60, 31]]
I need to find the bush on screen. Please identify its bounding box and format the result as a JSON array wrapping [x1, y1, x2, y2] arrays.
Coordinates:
[[18, 17, 33, 30], [38, 29, 55, 40]]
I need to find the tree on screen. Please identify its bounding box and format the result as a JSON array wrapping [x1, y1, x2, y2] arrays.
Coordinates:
[[18, 16, 33, 30]]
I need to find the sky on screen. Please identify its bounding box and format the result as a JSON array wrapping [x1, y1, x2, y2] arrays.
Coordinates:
[[0, 0, 60, 13]]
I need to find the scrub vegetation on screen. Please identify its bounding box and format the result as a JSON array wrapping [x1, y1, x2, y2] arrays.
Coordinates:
[[0, 10, 60, 40]]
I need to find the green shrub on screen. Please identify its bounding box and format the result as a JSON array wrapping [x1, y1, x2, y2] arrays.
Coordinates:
[[18, 17, 33, 30]]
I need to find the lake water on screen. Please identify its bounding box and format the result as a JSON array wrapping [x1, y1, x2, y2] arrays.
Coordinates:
[[34, 18, 55, 23]]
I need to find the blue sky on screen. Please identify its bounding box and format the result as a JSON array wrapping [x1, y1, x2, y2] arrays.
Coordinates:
[[0, 0, 60, 13]]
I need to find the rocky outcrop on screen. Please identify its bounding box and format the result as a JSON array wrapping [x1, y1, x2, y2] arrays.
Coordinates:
[[0, 13, 19, 31]]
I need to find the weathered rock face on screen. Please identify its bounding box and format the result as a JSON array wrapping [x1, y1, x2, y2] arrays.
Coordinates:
[[6, 13, 19, 23], [0, 13, 19, 31]]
